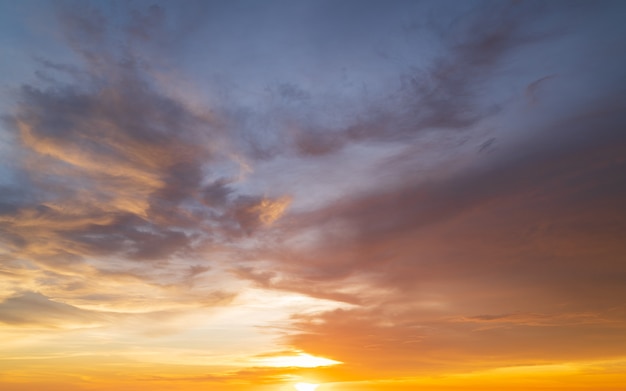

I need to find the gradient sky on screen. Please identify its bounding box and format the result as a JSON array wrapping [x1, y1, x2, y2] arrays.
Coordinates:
[[1, 1, 626, 390]]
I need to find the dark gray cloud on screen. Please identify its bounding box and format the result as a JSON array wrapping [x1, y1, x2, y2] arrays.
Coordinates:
[[0, 2, 289, 273], [240, 40, 626, 375], [262, 100, 626, 294], [279, 0, 562, 158]]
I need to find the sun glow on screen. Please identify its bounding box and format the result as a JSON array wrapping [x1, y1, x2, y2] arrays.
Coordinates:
[[259, 352, 342, 368], [294, 383, 320, 391]]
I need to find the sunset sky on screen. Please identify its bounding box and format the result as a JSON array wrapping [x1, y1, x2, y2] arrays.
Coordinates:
[[1, 1, 626, 390]]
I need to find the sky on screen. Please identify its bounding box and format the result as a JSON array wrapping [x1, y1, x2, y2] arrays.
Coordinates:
[[1, 0, 626, 390]]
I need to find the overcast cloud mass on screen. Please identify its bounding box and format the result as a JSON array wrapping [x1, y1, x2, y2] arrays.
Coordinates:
[[1, 1, 626, 390]]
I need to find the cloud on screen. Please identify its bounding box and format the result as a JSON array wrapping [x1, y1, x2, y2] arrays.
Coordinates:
[[246, 34, 626, 380], [0, 3, 299, 275], [526, 74, 558, 105], [0, 291, 112, 328], [1, 1, 626, 389], [0, 4, 305, 336], [287, 304, 626, 380], [230, 195, 292, 234], [280, 0, 559, 159]]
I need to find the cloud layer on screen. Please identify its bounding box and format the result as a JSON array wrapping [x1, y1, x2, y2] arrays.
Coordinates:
[[1, 1, 626, 390]]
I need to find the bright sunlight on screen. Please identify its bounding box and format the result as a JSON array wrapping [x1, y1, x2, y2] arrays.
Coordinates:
[[259, 352, 341, 368], [294, 383, 320, 391]]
